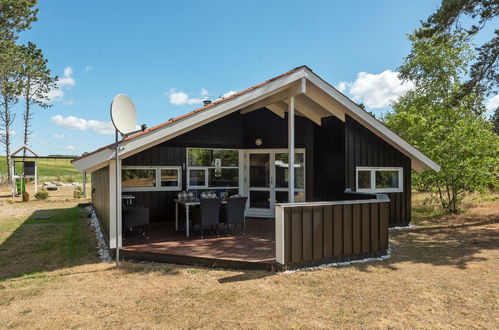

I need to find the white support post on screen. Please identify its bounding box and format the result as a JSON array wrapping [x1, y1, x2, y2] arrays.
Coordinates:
[[288, 96, 295, 203]]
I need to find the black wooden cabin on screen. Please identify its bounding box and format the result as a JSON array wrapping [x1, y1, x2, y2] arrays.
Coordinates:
[[74, 66, 438, 267]]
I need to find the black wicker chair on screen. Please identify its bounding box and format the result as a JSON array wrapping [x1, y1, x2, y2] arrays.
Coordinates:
[[122, 204, 150, 237], [220, 196, 248, 235], [191, 197, 222, 238]]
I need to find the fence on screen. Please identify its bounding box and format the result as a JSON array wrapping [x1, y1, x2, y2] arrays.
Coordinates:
[[275, 194, 390, 268]]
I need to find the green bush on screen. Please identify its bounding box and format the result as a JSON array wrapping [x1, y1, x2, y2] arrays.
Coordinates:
[[35, 188, 49, 200], [73, 185, 83, 199], [66, 175, 75, 183]]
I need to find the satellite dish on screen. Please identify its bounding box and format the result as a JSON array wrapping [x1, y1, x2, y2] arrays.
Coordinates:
[[110, 94, 137, 135]]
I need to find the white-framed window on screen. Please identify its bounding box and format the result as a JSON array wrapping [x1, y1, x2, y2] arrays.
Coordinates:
[[186, 148, 239, 191], [356, 167, 403, 193], [122, 166, 182, 192]]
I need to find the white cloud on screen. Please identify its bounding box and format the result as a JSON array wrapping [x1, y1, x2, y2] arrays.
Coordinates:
[[65, 145, 76, 151], [46, 66, 76, 103], [485, 95, 499, 114], [85, 66, 93, 72], [167, 88, 207, 105], [222, 90, 237, 98], [53, 133, 71, 139], [335, 82, 351, 94], [337, 70, 414, 109], [58, 66, 75, 88], [51, 115, 115, 135]]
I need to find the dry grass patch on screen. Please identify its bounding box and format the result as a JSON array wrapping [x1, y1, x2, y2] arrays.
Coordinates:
[[0, 194, 498, 328]]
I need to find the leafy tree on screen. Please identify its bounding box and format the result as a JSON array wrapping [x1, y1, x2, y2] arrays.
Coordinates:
[[0, 0, 39, 180], [0, 0, 38, 40], [384, 33, 499, 213], [491, 106, 499, 134], [19, 42, 57, 157], [0, 40, 22, 181], [415, 0, 498, 96]]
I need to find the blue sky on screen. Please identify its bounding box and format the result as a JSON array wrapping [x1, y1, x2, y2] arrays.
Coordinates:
[[7, 0, 497, 155]]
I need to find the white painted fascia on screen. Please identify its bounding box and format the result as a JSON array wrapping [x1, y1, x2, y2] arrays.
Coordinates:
[[74, 66, 440, 173], [303, 69, 441, 172]]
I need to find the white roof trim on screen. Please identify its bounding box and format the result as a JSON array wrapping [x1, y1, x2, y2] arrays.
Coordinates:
[[73, 67, 440, 173], [303, 70, 440, 172]]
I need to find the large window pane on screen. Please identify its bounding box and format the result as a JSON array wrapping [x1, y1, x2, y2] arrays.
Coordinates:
[[188, 149, 211, 166], [212, 149, 238, 167], [122, 169, 156, 188], [375, 170, 399, 189], [189, 169, 206, 187], [160, 169, 178, 187], [208, 168, 238, 187], [188, 149, 238, 167], [275, 153, 304, 189], [249, 153, 270, 187], [250, 191, 270, 208], [357, 170, 372, 189]]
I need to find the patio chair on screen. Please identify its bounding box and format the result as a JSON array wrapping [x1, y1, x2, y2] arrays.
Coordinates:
[[220, 196, 248, 235], [191, 197, 222, 238], [122, 204, 150, 238]]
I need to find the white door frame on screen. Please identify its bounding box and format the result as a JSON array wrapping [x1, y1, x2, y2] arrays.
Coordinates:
[[244, 148, 305, 217]]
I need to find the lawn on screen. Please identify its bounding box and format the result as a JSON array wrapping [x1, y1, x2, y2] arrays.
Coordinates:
[[0, 156, 85, 183], [0, 193, 497, 328]]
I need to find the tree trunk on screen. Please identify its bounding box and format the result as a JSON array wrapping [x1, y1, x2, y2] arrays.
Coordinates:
[[23, 100, 30, 160], [3, 103, 12, 182]]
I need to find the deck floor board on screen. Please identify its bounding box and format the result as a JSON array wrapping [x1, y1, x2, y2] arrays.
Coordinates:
[[122, 218, 276, 265]]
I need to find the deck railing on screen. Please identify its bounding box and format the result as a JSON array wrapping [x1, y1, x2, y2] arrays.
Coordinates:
[[275, 194, 390, 268]]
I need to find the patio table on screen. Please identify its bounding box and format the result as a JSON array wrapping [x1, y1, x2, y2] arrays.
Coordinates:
[[174, 199, 227, 237]]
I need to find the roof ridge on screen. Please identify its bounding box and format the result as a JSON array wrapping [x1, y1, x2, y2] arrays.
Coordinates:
[[72, 66, 309, 163]]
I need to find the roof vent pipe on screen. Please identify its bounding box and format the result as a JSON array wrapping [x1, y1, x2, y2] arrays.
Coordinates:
[[203, 100, 212, 106]]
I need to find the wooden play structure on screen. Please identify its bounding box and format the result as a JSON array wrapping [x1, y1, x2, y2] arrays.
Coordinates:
[[9, 146, 39, 197]]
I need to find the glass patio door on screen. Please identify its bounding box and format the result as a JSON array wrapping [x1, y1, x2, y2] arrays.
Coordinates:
[[247, 152, 273, 217], [245, 149, 305, 218]]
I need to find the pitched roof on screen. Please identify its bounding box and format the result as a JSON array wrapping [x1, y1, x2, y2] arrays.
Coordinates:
[[73, 66, 440, 173], [72, 65, 307, 163]]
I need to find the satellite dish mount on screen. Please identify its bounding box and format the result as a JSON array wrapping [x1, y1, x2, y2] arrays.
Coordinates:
[[110, 94, 146, 266]]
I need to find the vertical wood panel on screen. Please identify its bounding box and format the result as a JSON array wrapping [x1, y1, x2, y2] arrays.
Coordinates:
[[284, 208, 292, 264], [361, 203, 371, 254], [343, 204, 353, 256], [302, 207, 313, 261], [370, 203, 380, 252], [312, 206, 324, 260], [379, 202, 389, 252], [333, 205, 343, 257], [322, 206, 333, 258], [291, 207, 303, 263], [352, 204, 362, 255]]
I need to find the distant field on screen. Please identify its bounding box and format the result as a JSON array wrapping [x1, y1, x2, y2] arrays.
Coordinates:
[[0, 156, 85, 183]]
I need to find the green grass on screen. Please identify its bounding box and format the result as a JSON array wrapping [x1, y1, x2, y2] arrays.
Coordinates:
[[0, 156, 86, 182], [0, 206, 97, 280]]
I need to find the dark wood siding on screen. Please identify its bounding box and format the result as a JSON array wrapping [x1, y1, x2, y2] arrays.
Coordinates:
[[312, 116, 345, 201], [277, 199, 390, 267], [91, 166, 110, 242], [121, 109, 319, 222], [344, 115, 411, 226]]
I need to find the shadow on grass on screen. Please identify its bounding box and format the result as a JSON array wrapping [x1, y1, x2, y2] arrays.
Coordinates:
[[0, 206, 100, 281], [218, 271, 273, 283], [352, 216, 498, 273]]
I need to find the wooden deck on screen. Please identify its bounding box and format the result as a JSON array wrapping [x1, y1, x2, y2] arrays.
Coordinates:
[[121, 218, 277, 270]]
